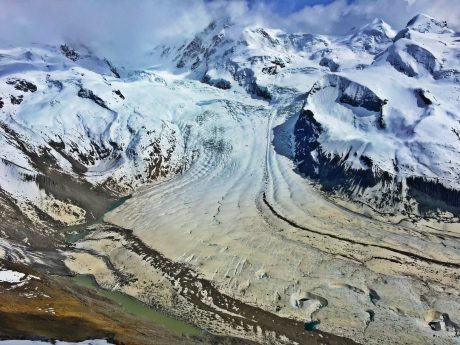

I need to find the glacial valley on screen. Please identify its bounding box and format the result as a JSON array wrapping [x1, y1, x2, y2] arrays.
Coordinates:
[[0, 12, 459, 345]]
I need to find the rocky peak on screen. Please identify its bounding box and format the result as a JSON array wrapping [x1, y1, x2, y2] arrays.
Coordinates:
[[60, 44, 80, 61], [243, 27, 282, 48], [203, 16, 233, 34], [174, 17, 238, 71]]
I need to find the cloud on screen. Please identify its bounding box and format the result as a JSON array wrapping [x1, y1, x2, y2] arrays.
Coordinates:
[[239, 0, 460, 34], [0, 0, 458, 63], [273, 0, 460, 34], [0, 0, 215, 60]]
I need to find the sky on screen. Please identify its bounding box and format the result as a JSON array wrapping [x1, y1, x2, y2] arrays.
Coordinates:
[[0, 0, 458, 61], [244, 0, 339, 15]]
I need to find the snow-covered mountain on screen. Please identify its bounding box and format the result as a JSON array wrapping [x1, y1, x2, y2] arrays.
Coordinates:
[[0, 44, 193, 237], [158, 14, 398, 99], [1, 13, 459, 239], [294, 14, 460, 215]]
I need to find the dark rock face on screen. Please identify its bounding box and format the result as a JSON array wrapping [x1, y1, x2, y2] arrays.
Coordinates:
[[390, 18, 459, 83], [319, 57, 339, 72], [10, 95, 23, 105], [393, 28, 411, 42], [254, 28, 280, 47], [414, 88, 433, 107], [318, 74, 385, 113], [262, 65, 278, 75], [434, 69, 460, 83], [407, 44, 439, 72], [6, 78, 37, 93], [0, 97, 3, 109], [248, 82, 271, 100], [0, 123, 116, 232], [295, 116, 460, 215], [78, 88, 110, 110], [271, 57, 286, 68], [338, 89, 383, 113], [294, 109, 322, 176], [386, 46, 417, 77], [176, 37, 204, 69], [48, 134, 124, 173], [60, 44, 79, 61], [232, 66, 272, 99], [113, 89, 125, 99], [46, 77, 63, 91], [261, 58, 288, 75], [407, 177, 460, 215], [202, 75, 231, 90], [104, 58, 120, 78], [226, 62, 272, 100], [386, 41, 440, 78], [428, 313, 460, 335]]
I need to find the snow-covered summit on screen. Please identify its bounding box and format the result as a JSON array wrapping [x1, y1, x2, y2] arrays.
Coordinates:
[[345, 18, 396, 54], [405, 13, 453, 34], [372, 13, 460, 82]]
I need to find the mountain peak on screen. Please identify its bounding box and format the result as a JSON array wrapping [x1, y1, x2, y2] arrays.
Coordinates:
[[204, 16, 233, 34], [346, 17, 395, 54], [362, 18, 395, 36], [406, 13, 453, 34], [349, 17, 396, 39], [371, 18, 384, 25]]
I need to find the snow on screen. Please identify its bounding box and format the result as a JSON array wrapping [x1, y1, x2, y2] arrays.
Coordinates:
[[0, 269, 25, 283], [406, 13, 453, 34], [0, 13, 459, 220], [0, 265, 40, 287]]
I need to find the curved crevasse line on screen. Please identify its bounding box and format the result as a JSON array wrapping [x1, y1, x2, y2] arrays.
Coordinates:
[[261, 192, 460, 269]]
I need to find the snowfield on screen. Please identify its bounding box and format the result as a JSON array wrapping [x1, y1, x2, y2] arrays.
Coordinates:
[[0, 269, 25, 283]]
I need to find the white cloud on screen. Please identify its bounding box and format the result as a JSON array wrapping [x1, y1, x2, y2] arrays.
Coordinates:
[[0, 0, 214, 60], [241, 0, 460, 34], [0, 0, 457, 62]]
